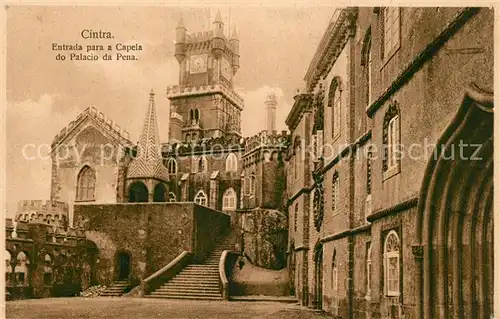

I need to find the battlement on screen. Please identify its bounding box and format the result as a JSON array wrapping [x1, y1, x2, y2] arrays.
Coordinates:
[[51, 106, 132, 147], [185, 30, 216, 44], [17, 200, 68, 212], [6, 218, 86, 243], [244, 130, 290, 152], [166, 84, 244, 109], [16, 200, 69, 226], [170, 112, 183, 121]]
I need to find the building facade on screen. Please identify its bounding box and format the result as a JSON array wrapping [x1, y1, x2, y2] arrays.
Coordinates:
[[286, 7, 493, 319]]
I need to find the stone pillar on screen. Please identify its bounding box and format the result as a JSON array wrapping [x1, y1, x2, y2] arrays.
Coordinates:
[[412, 245, 424, 319], [209, 179, 218, 209]]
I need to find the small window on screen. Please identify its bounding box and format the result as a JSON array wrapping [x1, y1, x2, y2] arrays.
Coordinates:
[[387, 116, 400, 170], [76, 165, 96, 201], [198, 156, 208, 173], [194, 190, 208, 206], [383, 7, 401, 59], [222, 188, 237, 211], [166, 158, 177, 174], [383, 102, 401, 175], [332, 171, 340, 214], [250, 175, 256, 196], [332, 250, 338, 291], [225, 153, 238, 172], [384, 230, 400, 296], [328, 78, 341, 139]]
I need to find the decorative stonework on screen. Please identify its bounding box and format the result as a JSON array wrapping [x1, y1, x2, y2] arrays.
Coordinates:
[[412, 245, 424, 260]]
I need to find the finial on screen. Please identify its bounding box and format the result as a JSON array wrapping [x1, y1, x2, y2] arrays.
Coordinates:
[[231, 26, 238, 40], [150, 88, 155, 97], [177, 15, 185, 29], [214, 10, 223, 23]]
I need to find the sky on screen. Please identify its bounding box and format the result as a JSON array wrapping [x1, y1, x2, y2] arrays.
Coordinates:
[[5, 5, 334, 217]]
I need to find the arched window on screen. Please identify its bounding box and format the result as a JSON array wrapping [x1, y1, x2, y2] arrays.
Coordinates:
[[222, 188, 237, 211], [198, 156, 208, 173], [186, 134, 191, 143], [194, 190, 208, 206], [225, 153, 238, 172], [166, 158, 177, 174], [366, 242, 372, 297], [243, 176, 251, 196], [30, 213, 35, 221], [328, 77, 341, 139], [168, 192, 176, 202], [46, 214, 52, 225], [44, 254, 53, 285], [294, 146, 300, 179], [5, 250, 11, 285], [15, 251, 29, 286], [76, 166, 96, 201], [128, 182, 149, 203], [383, 102, 401, 174], [332, 171, 339, 214], [384, 230, 400, 296], [250, 174, 256, 196], [362, 29, 373, 106], [332, 249, 338, 291]]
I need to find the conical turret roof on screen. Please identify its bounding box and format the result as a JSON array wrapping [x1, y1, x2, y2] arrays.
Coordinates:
[[214, 10, 223, 23], [127, 90, 169, 181], [231, 26, 238, 40]]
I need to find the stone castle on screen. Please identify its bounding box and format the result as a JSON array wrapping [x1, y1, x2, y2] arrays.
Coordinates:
[[5, 7, 494, 319]]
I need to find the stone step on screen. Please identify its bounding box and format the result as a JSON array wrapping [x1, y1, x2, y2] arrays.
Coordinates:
[[174, 275, 220, 281], [169, 279, 220, 285], [150, 291, 222, 298], [162, 283, 220, 290], [182, 267, 219, 272], [156, 287, 220, 294], [171, 277, 219, 282], [145, 294, 223, 301]]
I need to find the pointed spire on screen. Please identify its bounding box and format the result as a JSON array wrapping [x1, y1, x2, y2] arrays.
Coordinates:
[[214, 10, 223, 23], [231, 26, 238, 40], [177, 14, 185, 29], [127, 90, 169, 181], [138, 89, 161, 162]]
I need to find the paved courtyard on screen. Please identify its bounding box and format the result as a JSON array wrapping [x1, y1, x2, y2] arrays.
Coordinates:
[[6, 297, 332, 319]]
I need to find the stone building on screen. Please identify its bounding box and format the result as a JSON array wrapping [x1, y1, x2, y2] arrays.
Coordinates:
[[7, 11, 290, 299], [285, 7, 493, 319]]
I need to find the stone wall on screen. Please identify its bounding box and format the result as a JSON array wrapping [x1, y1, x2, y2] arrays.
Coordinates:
[[237, 208, 288, 270], [74, 202, 230, 286]]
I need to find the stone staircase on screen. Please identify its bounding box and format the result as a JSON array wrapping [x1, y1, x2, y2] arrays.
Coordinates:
[[100, 280, 130, 297], [147, 232, 239, 300]]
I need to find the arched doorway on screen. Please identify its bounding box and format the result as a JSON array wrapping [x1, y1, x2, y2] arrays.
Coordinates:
[[313, 242, 323, 309], [153, 183, 166, 202], [117, 252, 131, 280], [416, 85, 493, 319], [128, 182, 148, 202]]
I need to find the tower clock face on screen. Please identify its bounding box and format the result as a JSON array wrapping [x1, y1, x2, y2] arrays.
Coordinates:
[[221, 57, 232, 80], [189, 54, 208, 74]]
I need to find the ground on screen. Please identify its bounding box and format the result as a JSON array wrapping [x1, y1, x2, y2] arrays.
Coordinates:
[[6, 298, 332, 319]]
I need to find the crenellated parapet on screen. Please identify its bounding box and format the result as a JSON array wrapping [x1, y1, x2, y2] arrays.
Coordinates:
[[161, 132, 246, 156], [16, 200, 69, 226], [244, 130, 290, 152], [166, 84, 244, 110], [51, 106, 132, 149]]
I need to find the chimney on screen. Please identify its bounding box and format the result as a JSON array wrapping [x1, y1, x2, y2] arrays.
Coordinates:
[[264, 93, 277, 134]]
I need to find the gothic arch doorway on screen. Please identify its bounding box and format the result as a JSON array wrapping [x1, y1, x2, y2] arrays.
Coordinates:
[[417, 85, 493, 319], [116, 252, 131, 280], [313, 242, 323, 309], [128, 182, 148, 202]]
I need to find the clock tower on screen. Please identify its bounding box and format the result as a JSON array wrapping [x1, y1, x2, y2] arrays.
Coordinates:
[[168, 11, 243, 143]]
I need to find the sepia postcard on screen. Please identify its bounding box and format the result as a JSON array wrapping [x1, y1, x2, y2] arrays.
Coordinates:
[[1, 2, 498, 319]]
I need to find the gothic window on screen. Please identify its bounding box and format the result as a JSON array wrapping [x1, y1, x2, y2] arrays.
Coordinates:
[[15, 251, 29, 286], [250, 174, 256, 196], [222, 188, 237, 211], [168, 192, 176, 202], [332, 249, 338, 291], [186, 134, 191, 143], [198, 156, 208, 173], [294, 146, 300, 179], [366, 242, 372, 297], [76, 166, 96, 201], [383, 102, 401, 174], [328, 77, 341, 138], [225, 153, 238, 172], [313, 186, 323, 232], [46, 214, 52, 225], [194, 190, 208, 207], [44, 254, 53, 286], [362, 29, 373, 106], [382, 7, 401, 59], [243, 176, 251, 196], [384, 230, 400, 296], [294, 203, 298, 232], [166, 158, 177, 174], [332, 171, 340, 214]]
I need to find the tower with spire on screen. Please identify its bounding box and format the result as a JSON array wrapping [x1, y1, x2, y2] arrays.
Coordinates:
[[168, 10, 243, 142], [126, 90, 169, 202]]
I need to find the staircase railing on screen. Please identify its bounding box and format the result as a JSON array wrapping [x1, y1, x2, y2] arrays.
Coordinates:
[[219, 250, 240, 300], [139, 251, 193, 297]]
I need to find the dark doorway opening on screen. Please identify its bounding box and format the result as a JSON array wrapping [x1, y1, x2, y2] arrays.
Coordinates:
[[153, 183, 166, 202], [128, 182, 148, 202], [117, 252, 131, 280], [314, 243, 323, 309]]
